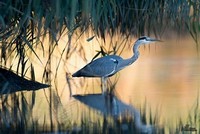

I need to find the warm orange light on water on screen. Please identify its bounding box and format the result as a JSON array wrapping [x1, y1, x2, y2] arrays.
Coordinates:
[[13, 33, 199, 127], [70, 35, 200, 124], [115, 37, 200, 123]]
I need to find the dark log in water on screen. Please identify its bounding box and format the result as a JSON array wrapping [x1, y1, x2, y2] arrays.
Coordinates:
[[0, 68, 50, 94]]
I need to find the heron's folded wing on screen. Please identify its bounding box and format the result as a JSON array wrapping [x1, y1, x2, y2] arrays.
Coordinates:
[[73, 56, 119, 77]]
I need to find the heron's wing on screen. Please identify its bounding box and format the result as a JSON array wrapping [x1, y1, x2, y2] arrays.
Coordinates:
[[72, 55, 122, 77]]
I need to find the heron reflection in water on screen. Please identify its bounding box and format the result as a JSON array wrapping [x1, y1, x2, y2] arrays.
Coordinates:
[[72, 36, 161, 133], [72, 36, 161, 94]]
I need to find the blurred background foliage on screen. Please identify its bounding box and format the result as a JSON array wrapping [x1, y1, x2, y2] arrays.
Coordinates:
[[0, 0, 199, 44], [0, 0, 199, 69]]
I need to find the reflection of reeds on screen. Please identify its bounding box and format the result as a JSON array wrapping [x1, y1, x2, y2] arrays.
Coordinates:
[[178, 91, 199, 133], [1, 92, 200, 133], [0, 93, 39, 133]]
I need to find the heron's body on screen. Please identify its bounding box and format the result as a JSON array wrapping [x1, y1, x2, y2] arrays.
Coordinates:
[[72, 54, 138, 78], [72, 36, 161, 93]]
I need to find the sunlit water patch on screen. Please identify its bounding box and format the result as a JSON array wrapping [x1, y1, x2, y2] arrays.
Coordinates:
[[3, 34, 199, 132]]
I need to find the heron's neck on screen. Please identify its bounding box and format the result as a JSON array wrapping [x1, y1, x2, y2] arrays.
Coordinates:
[[125, 48, 139, 65], [116, 41, 141, 70], [119, 43, 140, 69]]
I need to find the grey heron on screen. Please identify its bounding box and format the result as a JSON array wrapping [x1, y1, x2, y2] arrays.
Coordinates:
[[72, 36, 161, 94]]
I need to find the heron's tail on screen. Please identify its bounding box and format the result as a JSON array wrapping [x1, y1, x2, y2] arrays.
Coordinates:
[[72, 71, 80, 77]]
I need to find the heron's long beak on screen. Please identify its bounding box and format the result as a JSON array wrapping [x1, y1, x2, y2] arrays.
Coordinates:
[[149, 38, 163, 42]]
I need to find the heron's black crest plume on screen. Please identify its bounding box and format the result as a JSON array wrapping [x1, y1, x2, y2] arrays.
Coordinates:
[[138, 36, 147, 40]]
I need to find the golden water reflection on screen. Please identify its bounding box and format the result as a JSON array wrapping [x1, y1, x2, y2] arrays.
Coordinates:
[[69, 36, 200, 124], [115, 37, 200, 124], [24, 34, 200, 128]]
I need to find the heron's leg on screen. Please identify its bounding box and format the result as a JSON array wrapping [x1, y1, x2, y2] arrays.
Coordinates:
[[101, 77, 107, 95], [113, 97, 120, 120]]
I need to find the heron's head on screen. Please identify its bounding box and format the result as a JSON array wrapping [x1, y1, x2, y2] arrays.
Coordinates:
[[136, 36, 162, 45], [133, 36, 162, 52]]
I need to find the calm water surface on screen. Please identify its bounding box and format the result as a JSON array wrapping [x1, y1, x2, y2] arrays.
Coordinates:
[[117, 38, 200, 121], [69, 36, 200, 124], [30, 35, 200, 127]]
